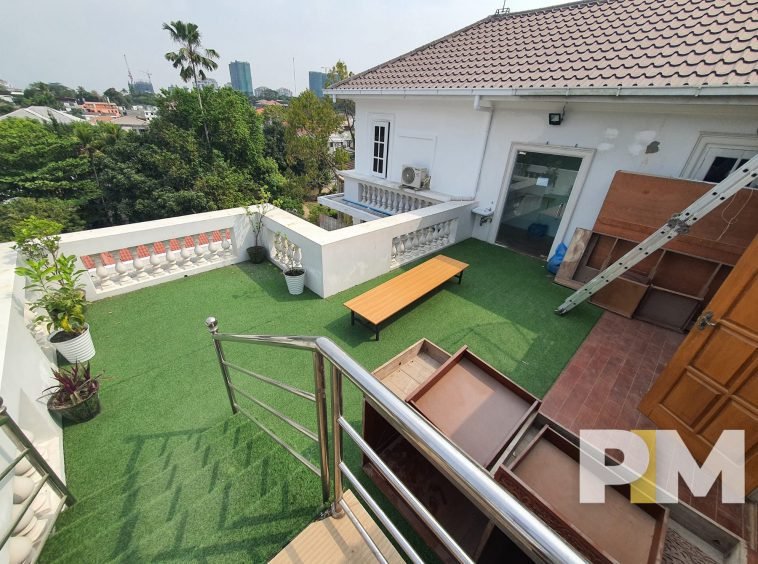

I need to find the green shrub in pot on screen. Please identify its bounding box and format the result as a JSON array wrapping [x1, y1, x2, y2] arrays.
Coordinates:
[[13, 217, 95, 362]]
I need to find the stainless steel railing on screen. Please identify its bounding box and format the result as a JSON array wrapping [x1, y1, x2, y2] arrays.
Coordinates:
[[205, 319, 330, 503], [0, 398, 75, 560], [205, 317, 585, 563]]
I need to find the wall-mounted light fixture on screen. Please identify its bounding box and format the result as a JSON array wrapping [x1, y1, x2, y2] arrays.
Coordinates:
[[549, 104, 566, 126]]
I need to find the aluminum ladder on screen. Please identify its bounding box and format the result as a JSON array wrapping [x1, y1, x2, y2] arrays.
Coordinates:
[[555, 154, 758, 316]]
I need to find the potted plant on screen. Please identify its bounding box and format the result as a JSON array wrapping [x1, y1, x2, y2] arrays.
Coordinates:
[[44, 362, 102, 423], [13, 217, 96, 363], [276, 233, 306, 295], [245, 189, 272, 264]]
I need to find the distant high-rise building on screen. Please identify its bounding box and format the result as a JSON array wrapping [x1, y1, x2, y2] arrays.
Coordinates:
[[308, 71, 327, 98], [132, 80, 154, 95], [276, 87, 293, 98], [196, 78, 218, 89], [229, 61, 253, 95]]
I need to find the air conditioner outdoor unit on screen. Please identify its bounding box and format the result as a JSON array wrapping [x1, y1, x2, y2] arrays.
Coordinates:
[[401, 166, 429, 190]]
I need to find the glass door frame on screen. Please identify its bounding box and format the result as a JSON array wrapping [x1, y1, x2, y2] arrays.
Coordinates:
[[489, 142, 595, 257]]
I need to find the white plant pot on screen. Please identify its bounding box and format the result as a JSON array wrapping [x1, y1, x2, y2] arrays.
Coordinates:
[[49, 324, 96, 363], [284, 270, 306, 295]]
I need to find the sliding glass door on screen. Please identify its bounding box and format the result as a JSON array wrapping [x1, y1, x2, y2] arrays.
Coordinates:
[[496, 150, 584, 258]]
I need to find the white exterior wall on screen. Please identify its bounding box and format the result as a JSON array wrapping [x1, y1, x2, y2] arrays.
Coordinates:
[[353, 95, 758, 256], [355, 97, 491, 198], [0, 244, 66, 564]]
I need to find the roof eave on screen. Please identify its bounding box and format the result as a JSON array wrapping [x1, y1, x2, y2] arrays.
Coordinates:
[[325, 85, 758, 98]]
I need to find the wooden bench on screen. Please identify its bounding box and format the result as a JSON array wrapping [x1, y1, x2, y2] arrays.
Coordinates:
[[344, 255, 469, 340]]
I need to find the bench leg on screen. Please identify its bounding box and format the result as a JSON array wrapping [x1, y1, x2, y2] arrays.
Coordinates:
[[351, 311, 355, 326], [456, 271, 464, 284], [375, 323, 380, 341]]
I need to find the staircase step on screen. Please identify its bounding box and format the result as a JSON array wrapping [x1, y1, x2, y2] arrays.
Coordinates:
[[42, 418, 271, 564], [110, 458, 320, 564], [44, 418, 262, 555], [51, 415, 249, 532]]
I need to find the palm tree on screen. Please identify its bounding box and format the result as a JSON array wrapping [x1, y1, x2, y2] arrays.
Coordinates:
[[162, 20, 219, 148]]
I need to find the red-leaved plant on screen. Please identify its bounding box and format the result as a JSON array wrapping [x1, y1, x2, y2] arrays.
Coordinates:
[[44, 362, 101, 408]]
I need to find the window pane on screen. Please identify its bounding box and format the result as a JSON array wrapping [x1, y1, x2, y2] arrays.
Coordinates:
[[379, 127, 385, 142], [703, 156, 738, 183], [374, 127, 380, 142], [377, 160, 383, 174], [373, 158, 378, 172], [373, 144, 379, 157]]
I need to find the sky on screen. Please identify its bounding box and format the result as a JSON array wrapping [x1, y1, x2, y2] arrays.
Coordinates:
[[1, 0, 561, 95]]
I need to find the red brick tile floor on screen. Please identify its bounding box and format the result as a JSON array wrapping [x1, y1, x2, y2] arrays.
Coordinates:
[[542, 312, 757, 549]]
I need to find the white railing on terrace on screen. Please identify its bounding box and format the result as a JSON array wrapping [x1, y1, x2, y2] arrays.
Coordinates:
[[51, 199, 475, 301], [340, 170, 448, 217], [58, 209, 249, 300], [355, 182, 440, 215], [391, 219, 456, 268]]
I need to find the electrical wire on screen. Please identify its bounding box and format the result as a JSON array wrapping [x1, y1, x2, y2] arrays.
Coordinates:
[[716, 186, 753, 241]]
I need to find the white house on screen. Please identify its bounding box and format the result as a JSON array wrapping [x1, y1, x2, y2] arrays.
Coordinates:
[[324, 0, 758, 259]]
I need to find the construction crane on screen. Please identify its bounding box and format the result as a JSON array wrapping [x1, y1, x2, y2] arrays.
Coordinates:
[[141, 70, 153, 84], [555, 155, 758, 315], [123, 54, 134, 91]]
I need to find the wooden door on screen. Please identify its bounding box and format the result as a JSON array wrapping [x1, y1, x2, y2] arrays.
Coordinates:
[[639, 235, 758, 494]]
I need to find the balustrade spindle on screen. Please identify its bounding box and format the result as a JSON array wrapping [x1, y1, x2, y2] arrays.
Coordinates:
[[192, 235, 206, 264], [113, 250, 130, 282], [92, 254, 112, 288], [206, 232, 219, 260], [179, 238, 193, 268], [129, 246, 148, 281], [221, 231, 231, 255], [148, 243, 163, 274], [164, 240, 178, 272]]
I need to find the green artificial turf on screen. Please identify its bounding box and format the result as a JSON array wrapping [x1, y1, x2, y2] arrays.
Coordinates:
[[41, 239, 600, 563]]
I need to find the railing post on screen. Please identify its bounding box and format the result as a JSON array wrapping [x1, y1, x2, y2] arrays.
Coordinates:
[[205, 317, 238, 414], [330, 363, 345, 518], [312, 351, 331, 504]]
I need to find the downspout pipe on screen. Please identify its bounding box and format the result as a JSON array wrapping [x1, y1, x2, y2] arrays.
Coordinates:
[[452, 95, 494, 202]]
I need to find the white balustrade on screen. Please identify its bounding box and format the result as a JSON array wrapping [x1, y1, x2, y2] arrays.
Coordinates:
[[49, 200, 473, 301], [390, 219, 456, 268], [270, 232, 303, 272], [79, 229, 235, 295], [356, 182, 440, 215]]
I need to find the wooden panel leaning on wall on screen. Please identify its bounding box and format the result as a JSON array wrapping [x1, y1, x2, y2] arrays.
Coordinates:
[[554, 171, 757, 330], [593, 171, 757, 265]]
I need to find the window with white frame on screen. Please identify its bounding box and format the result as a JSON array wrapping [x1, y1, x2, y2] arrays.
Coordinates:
[[683, 134, 758, 188], [371, 121, 390, 177]]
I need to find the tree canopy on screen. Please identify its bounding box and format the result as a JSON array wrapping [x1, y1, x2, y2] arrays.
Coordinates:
[[0, 54, 352, 240]]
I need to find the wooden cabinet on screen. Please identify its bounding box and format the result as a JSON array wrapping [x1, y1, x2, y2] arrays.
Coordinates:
[[556, 229, 733, 331], [363, 339, 670, 562]]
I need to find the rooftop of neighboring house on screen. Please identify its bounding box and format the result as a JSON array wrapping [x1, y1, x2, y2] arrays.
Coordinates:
[[82, 114, 115, 123], [111, 114, 148, 128], [0, 105, 84, 124], [330, 0, 758, 92]]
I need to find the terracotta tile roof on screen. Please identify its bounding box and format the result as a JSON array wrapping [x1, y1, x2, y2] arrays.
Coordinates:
[[332, 0, 758, 91]]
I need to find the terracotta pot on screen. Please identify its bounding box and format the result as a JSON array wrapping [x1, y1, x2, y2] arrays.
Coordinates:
[[47, 390, 101, 423], [284, 269, 305, 295], [49, 324, 95, 363], [246, 245, 266, 264]]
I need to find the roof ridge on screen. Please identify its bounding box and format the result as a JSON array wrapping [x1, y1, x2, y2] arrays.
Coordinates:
[[495, 0, 607, 18]]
